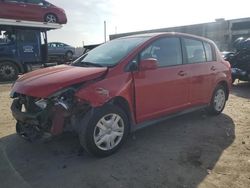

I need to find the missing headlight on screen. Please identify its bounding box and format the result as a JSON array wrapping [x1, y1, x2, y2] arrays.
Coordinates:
[[35, 99, 47, 109]]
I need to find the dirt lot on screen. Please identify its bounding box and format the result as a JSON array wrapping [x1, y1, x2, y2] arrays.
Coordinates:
[[0, 82, 250, 188]]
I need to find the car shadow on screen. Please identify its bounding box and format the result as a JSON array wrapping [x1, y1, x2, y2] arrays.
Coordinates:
[[0, 110, 235, 188], [231, 81, 250, 99]]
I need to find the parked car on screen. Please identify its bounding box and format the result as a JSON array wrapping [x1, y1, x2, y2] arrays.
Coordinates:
[[0, 0, 67, 24], [10, 33, 232, 157], [48, 42, 75, 60], [222, 37, 250, 83], [223, 49, 250, 83]]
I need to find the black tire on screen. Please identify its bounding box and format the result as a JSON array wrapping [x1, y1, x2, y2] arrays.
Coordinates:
[[44, 13, 58, 23], [79, 104, 129, 157], [207, 85, 227, 115], [0, 62, 18, 81], [65, 51, 73, 60], [232, 77, 236, 84]]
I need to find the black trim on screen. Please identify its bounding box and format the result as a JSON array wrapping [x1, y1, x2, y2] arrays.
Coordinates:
[[11, 99, 40, 124], [131, 105, 207, 132]]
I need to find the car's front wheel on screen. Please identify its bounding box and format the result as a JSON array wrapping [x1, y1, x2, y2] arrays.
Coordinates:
[[44, 13, 58, 23], [207, 84, 227, 115], [79, 105, 129, 157]]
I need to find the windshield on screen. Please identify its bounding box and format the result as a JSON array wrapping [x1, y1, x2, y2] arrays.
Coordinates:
[[73, 37, 149, 67]]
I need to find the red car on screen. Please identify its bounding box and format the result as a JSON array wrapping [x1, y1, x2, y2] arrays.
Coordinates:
[[10, 33, 232, 157], [0, 0, 67, 24]]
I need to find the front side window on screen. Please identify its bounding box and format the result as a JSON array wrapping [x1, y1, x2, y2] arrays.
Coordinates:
[[183, 38, 206, 63], [140, 37, 182, 67], [49, 43, 57, 47], [73, 37, 149, 67]]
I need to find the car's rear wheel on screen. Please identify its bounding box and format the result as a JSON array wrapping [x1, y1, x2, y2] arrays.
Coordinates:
[[79, 105, 129, 157], [0, 62, 18, 82], [44, 13, 58, 23], [65, 51, 73, 60], [207, 85, 227, 115]]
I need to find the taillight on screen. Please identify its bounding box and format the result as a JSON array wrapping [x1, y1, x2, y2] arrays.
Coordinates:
[[222, 60, 231, 69]]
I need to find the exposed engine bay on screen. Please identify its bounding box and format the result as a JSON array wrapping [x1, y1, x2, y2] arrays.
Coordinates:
[[11, 87, 90, 141]]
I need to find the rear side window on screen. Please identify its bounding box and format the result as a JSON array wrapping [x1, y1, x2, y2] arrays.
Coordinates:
[[183, 38, 206, 64], [4, 0, 25, 3], [25, 0, 43, 5], [140, 37, 182, 67]]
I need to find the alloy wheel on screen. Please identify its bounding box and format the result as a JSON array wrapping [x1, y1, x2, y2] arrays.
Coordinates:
[[46, 14, 57, 23]]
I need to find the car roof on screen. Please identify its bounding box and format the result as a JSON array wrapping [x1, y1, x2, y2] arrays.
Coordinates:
[[119, 32, 214, 44]]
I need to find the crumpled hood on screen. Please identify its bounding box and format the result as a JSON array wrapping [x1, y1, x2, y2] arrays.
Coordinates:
[[11, 65, 108, 98]]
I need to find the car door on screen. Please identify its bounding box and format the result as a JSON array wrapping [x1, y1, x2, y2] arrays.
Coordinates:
[[182, 38, 215, 105], [0, 0, 27, 20], [17, 29, 40, 63], [48, 43, 56, 55], [23, 0, 45, 21], [133, 37, 191, 123], [54, 43, 65, 55]]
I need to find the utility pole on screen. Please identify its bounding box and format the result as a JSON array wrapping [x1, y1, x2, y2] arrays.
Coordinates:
[[104, 21, 106, 43]]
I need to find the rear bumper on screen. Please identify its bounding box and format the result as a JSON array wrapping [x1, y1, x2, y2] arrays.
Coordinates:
[[58, 14, 67, 24]]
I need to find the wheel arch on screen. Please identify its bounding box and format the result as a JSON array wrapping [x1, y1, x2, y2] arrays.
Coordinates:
[[44, 12, 58, 22], [109, 96, 134, 129], [215, 80, 230, 100], [66, 50, 73, 54], [0, 58, 24, 74]]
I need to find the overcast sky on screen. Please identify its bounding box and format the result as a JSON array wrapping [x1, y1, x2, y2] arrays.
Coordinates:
[[48, 0, 250, 47]]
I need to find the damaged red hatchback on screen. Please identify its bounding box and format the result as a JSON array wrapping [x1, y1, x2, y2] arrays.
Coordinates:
[[10, 33, 232, 157]]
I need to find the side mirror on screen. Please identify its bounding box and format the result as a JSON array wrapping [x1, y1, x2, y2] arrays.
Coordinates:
[[140, 58, 158, 71]]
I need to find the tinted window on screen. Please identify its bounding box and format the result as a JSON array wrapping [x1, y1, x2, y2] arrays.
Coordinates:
[[25, 0, 42, 5], [4, 0, 25, 3], [0, 30, 16, 44], [141, 37, 182, 67], [183, 38, 206, 63], [18, 31, 37, 43], [57, 43, 65, 47], [203, 42, 215, 61]]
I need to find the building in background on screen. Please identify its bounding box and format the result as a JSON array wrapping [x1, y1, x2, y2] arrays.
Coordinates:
[[110, 17, 250, 51]]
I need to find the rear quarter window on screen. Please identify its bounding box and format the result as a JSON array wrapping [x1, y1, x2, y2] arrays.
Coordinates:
[[203, 42, 216, 61]]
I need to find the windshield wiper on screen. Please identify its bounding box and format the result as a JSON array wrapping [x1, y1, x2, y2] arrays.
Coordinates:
[[81, 61, 104, 67]]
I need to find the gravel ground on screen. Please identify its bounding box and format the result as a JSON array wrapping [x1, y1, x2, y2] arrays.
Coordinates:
[[0, 82, 250, 188]]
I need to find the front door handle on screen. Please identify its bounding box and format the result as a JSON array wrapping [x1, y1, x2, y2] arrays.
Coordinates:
[[211, 66, 216, 71], [178, 71, 186, 76]]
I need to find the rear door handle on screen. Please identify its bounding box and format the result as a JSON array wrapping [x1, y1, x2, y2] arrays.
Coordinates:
[[178, 71, 186, 76], [211, 66, 216, 71], [20, 4, 27, 7]]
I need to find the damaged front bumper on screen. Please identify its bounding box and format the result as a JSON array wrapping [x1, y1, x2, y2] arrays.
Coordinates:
[[11, 98, 53, 141], [11, 89, 91, 141]]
